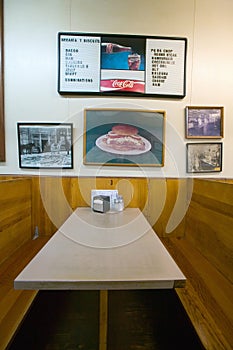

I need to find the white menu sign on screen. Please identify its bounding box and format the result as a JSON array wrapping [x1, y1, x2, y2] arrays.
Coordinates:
[[59, 34, 101, 92], [145, 38, 186, 96]]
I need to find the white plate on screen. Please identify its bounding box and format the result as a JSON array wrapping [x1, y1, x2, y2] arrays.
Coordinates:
[[95, 135, 151, 155]]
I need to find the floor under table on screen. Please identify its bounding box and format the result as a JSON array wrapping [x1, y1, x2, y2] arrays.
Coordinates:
[[8, 289, 204, 350]]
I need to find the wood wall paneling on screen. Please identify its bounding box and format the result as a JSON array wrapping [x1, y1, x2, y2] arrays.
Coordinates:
[[185, 179, 233, 283], [74, 177, 149, 211], [31, 177, 73, 237], [0, 176, 195, 239], [0, 179, 32, 265], [30, 176, 157, 238], [36, 176, 183, 238], [150, 178, 189, 238]]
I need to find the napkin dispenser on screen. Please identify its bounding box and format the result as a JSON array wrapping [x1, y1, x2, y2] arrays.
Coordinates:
[[92, 195, 110, 213]]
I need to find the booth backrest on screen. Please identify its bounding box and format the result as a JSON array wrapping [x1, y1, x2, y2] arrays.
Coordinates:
[[0, 178, 32, 265], [161, 179, 233, 349], [185, 179, 233, 283]]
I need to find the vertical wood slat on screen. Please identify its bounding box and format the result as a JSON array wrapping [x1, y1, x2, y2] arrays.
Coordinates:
[[99, 290, 108, 350], [31, 176, 73, 237], [150, 178, 190, 238]]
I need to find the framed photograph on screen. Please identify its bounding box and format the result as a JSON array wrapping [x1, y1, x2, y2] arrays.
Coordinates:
[[185, 106, 223, 138], [17, 123, 73, 169], [83, 109, 165, 167], [186, 142, 222, 173], [58, 32, 187, 98]]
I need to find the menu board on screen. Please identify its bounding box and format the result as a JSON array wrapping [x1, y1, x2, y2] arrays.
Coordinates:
[[58, 33, 187, 98]]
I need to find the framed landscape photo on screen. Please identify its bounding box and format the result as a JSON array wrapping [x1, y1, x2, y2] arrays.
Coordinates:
[[186, 142, 222, 173], [17, 123, 73, 169], [185, 106, 223, 138], [83, 109, 165, 167], [58, 32, 187, 98]]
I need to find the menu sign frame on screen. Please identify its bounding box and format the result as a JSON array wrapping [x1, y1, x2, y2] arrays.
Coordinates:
[[58, 32, 187, 98]]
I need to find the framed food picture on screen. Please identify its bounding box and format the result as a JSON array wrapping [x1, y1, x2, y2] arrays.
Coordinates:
[[83, 108, 165, 167], [17, 123, 73, 169], [185, 106, 224, 138], [186, 142, 222, 173]]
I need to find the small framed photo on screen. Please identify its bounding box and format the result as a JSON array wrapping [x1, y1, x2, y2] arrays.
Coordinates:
[[83, 108, 165, 167], [17, 123, 73, 169], [186, 142, 222, 173], [185, 106, 223, 138]]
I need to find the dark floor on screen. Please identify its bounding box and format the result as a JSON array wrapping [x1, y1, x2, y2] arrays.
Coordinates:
[[8, 290, 205, 350]]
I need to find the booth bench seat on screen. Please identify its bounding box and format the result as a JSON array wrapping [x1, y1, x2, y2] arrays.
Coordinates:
[[161, 236, 233, 350], [0, 178, 50, 349], [0, 237, 49, 350]]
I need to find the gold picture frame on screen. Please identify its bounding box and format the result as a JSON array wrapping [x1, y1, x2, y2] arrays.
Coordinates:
[[186, 142, 223, 173], [185, 106, 224, 139], [83, 108, 165, 167]]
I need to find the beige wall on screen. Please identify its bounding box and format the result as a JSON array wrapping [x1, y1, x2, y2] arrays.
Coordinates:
[[2, 0, 233, 178]]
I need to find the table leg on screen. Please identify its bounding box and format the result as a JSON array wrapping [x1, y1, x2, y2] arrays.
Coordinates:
[[99, 290, 108, 350]]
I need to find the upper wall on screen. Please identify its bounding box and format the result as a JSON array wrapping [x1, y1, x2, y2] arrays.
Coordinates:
[[1, 0, 233, 178]]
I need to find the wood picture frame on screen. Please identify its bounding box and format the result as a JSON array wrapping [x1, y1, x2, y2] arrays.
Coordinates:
[[83, 108, 165, 167], [17, 123, 73, 169], [0, 0, 5, 161], [186, 142, 222, 173], [185, 106, 224, 139]]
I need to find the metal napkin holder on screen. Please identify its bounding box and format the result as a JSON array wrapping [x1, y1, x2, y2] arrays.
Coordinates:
[[92, 195, 110, 213]]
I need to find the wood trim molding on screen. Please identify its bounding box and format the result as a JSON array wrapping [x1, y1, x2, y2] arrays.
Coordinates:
[[0, 0, 5, 161]]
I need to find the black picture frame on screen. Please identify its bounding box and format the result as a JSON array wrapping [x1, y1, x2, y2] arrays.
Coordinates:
[[17, 123, 73, 169], [83, 108, 165, 167], [185, 106, 224, 139], [58, 32, 187, 98], [186, 142, 222, 173]]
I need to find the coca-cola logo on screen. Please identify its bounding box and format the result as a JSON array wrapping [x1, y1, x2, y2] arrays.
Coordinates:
[[112, 80, 134, 89]]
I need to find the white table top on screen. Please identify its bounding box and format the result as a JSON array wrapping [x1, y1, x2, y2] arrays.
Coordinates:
[[14, 208, 186, 290]]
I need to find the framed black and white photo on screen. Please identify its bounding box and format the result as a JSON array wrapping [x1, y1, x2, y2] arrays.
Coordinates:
[[185, 106, 223, 138], [186, 142, 222, 173], [17, 123, 73, 169], [58, 32, 187, 98], [83, 108, 165, 167]]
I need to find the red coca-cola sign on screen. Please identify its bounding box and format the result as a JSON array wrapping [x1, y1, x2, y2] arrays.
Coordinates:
[[101, 79, 145, 93], [112, 80, 134, 89]]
